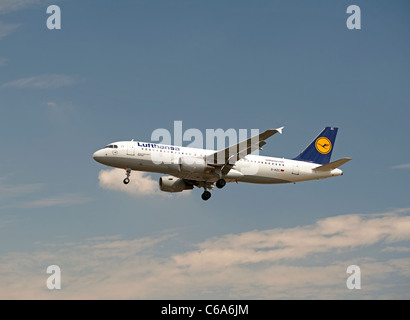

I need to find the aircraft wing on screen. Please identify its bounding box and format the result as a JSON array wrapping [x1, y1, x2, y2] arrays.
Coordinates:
[[206, 126, 284, 175]]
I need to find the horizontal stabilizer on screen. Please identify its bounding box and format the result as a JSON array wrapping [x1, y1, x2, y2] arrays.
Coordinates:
[[313, 157, 352, 172]]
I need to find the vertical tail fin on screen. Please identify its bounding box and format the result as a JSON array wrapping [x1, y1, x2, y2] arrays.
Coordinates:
[[293, 127, 338, 165]]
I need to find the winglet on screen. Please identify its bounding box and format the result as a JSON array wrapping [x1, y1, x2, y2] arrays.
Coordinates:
[[276, 126, 284, 134]]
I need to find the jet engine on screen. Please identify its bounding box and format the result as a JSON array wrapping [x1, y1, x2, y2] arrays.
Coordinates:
[[159, 176, 194, 193]]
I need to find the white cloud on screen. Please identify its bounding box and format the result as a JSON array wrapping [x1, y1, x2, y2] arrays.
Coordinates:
[[0, 209, 409, 299], [392, 163, 410, 169], [2, 74, 77, 89], [173, 209, 410, 271], [98, 168, 162, 196]]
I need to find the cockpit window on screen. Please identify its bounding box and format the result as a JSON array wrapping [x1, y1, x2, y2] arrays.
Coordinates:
[[105, 144, 118, 149]]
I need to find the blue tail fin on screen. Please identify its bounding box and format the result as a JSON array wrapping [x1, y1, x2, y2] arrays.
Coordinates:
[[293, 127, 338, 164]]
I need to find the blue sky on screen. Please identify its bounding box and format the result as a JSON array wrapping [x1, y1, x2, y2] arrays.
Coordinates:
[[0, 0, 410, 299]]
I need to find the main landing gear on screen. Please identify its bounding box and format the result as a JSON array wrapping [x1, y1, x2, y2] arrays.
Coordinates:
[[123, 168, 131, 184], [200, 179, 226, 201], [201, 190, 211, 201], [215, 178, 226, 189]]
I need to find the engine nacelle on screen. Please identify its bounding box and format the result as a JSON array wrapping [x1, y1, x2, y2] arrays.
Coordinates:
[[159, 176, 194, 193]]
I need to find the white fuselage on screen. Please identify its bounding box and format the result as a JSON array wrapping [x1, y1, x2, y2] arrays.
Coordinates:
[[92, 141, 343, 184]]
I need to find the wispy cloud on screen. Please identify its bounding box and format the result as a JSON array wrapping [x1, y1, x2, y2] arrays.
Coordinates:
[[0, 0, 56, 15], [0, 20, 19, 40], [42, 100, 76, 125], [98, 168, 163, 196], [18, 193, 92, 208], [0, 181, 44, 198], [0, 178, 91, 209], [44, 101, 75, 113], [0, 217, 14, 229], [382, 246, 410, 253], [0, 209, 409, 299], [46, 101, 57, 108], [392, 163, 410, 169], [2, 74, 77, 89], [0, 57, 8, 66]]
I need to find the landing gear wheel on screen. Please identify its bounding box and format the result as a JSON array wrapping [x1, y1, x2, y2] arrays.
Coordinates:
[[216, 178, 226, 189], [123, 168, 131, 184], [201, 190, 211, 201]]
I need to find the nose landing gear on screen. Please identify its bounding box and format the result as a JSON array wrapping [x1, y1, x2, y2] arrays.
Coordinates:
[[123, 168, 131, 184]]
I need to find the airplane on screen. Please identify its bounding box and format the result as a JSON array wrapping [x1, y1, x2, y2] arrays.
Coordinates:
[[92, 126, 351, 200]]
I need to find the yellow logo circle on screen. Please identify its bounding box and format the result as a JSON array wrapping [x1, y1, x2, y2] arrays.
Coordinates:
[[315, 137, 332, 154]]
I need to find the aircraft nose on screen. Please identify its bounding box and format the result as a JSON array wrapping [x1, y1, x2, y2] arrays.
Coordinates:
[[92, 149, 105, 163]]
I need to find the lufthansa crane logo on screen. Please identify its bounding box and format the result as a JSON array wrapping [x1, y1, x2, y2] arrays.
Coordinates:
[[315, 137, 332, 154]]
